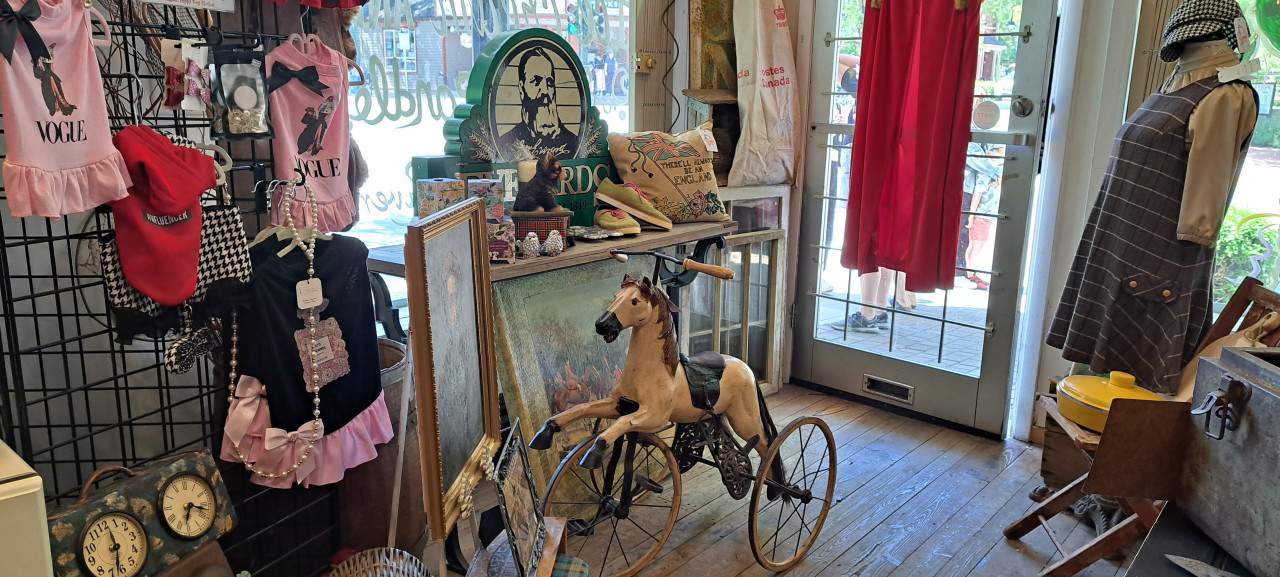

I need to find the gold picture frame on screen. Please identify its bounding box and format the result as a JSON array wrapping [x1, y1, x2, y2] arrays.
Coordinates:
[[405, 197, 502, 540]]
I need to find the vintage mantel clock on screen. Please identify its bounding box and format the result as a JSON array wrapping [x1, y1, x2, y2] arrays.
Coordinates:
[[48, 450, 235, 577], [78, 511, 148, 577], [158, 473, 217, 539]]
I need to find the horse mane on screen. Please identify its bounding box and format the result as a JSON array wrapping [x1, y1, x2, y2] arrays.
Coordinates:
[[622, 275, 680, 375]]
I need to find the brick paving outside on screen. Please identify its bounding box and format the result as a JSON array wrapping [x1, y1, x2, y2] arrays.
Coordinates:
[[815, 287, 989, 378]]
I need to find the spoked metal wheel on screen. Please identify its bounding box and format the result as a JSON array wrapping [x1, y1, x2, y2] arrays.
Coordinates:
[[541, 432, 682, 577], [748, 416, 837, 572]]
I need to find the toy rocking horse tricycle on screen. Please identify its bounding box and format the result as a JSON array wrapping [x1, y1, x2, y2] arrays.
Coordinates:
[[529, 248, 837, 577]]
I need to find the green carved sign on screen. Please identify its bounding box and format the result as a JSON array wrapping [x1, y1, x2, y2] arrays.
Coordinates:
[[416, 28, 615, 226]]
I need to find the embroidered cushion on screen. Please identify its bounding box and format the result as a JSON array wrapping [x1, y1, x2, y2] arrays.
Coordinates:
[[606, 126, 729, 223]]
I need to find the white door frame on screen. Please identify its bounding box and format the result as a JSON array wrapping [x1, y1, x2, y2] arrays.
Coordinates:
[[791, 0, 1059, 435]]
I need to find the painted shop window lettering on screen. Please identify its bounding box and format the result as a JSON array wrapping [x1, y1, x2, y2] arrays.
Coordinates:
[[346, 0, 633, 249]]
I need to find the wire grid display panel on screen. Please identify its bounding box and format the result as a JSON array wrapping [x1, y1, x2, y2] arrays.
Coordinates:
[[0, 1, 341, 575]]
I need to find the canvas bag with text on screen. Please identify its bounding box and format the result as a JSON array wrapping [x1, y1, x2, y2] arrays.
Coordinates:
[[729, 0, 798, 187]]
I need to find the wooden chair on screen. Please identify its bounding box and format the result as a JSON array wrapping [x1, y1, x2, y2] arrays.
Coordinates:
[[1007, 277, 1279, 576], [1198, 276, 1280, 348]]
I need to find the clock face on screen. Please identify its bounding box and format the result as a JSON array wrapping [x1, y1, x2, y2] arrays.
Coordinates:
[[80, 511, 148, 577], [159, 473, 216, 539]]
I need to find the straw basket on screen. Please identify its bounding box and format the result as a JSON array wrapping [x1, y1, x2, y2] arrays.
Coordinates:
[[329, 548, 428, 577]]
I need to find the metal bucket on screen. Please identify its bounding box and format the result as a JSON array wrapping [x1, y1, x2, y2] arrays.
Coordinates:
[[340, 338, 423, 552]]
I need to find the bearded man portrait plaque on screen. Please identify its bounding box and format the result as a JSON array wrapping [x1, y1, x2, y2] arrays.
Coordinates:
[[423, 29, 614, 227], [493, 40, 583, 159]]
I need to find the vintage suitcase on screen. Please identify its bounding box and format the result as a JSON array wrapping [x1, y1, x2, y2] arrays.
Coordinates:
[[1181, 347, 1280, 577]]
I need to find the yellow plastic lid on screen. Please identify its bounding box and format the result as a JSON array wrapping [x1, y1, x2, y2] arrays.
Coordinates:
[[1059, 371, 1162, 411]]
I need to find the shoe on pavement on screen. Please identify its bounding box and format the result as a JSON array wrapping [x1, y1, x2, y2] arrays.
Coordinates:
[[845, 312, 880, 334]]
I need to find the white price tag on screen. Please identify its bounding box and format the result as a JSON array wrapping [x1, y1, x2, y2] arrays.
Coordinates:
[[1235, 16, 1253, 54], [699, 128, 719, 153], [296, 279, 323, 310], [1218, 58, 1261, 83]]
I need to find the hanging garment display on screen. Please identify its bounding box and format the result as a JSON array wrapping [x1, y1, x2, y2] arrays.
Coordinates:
[[99, 131, 253, 343], [209, 43, 272, 139], [728, 0, 797, 187], [266, 37, 355, 232], [1046, 77, 1257, 395], [0, 0, 131, 217], [841, 0, 983, 292], [220, 191, 390, 487]]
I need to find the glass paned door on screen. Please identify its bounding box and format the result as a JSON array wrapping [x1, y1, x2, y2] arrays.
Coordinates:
[[792, 0, 1056, 433]]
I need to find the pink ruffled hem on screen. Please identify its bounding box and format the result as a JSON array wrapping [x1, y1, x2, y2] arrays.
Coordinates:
[[3, 151, 132, 218], [270, 188, 356, 233], [220, 375, 393, 488]]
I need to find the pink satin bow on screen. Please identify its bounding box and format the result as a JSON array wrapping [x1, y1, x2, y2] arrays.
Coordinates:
[[264, 420, 326, 451], [262, 420, 325, 481], [224, 375, 266, 447]]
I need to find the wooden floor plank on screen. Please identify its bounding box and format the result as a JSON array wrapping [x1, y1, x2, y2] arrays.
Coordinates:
[[962, 486, 1082, 577], [732, 422, 968, 577], [539, 391, 1090, 577], [885, 448, 1041, 577], [926, 474, 1047, 577], [643, 414, 941, 577], [565, 393, 872, 573], [606, 397, 903, 576], [773, 428, 985, 577], [826, 442, 1038, 577]]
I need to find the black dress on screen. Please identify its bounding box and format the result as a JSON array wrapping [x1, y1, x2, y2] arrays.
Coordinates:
[[221, 233, 392, 487]]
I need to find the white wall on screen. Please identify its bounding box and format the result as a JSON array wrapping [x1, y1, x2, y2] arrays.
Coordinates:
[[1009, 0, 1143, 439]]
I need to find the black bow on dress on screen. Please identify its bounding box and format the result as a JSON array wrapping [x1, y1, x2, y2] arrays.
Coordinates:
[[0, 0, 49, 65], [266, 62, 328, 95]]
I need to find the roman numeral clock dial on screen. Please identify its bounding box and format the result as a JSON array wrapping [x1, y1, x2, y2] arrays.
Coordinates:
[[158, 473, 217, 539]]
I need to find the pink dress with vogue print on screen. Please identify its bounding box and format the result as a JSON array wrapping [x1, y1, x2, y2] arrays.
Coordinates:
[[0, 0, 131, 217], [266, 39, 354, 232]]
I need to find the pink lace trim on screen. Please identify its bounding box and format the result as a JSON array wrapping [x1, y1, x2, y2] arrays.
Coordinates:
[[220, 375, 393, 488], [270, 188, 356, 233], [3, 151, 131, 218]]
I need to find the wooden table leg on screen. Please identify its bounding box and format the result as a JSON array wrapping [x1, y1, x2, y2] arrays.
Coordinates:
[[1005, 474, 1088, 539], [1040, 513, 1147, 577]]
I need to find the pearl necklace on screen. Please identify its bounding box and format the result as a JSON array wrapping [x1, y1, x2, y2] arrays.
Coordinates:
[[225, 181, 325, 480]]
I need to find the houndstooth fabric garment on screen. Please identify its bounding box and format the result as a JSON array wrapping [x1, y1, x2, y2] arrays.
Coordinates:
[[1160, 0, 1243, 61], [101, 207, 251, 316], [1047, 78, 1228, 394], [100, 133, 251, 342]]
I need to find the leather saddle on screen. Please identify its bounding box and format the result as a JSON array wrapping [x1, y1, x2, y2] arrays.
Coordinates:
[[682, 351, 726, 412]]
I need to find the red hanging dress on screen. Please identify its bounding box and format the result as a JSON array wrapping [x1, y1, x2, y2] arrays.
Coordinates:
[[842, 0, 983, 293]]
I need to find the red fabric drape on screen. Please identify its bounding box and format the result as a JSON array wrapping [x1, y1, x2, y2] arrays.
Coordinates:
[[841, 0, 983, 293]]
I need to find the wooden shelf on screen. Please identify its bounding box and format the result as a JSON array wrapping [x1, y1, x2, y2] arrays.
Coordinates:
[[368, 221, 739, 282], [683, 88, 737, 104], [717, 183, 791, 202]]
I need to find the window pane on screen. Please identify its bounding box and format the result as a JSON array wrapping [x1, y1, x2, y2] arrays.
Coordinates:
[[686, 245, 722, 355], [346, 1, 633, 250], [720, 246, 747, 358], [1210, 3, 1280, 308], [746, 240, 774, 378]]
